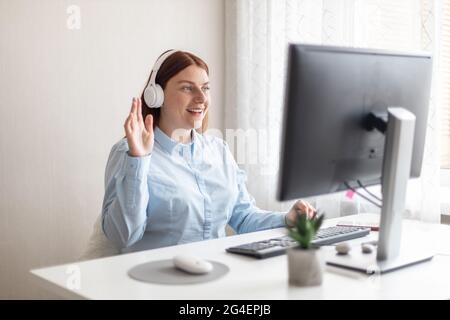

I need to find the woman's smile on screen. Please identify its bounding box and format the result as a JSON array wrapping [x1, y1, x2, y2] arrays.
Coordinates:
[[186, 107, 206, 117]]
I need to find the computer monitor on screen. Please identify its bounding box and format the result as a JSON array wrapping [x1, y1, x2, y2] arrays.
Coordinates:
[[277, 44, 434, 273]]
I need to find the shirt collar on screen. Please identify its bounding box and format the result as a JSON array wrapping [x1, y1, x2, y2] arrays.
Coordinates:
[[154, 126, 199, 155]]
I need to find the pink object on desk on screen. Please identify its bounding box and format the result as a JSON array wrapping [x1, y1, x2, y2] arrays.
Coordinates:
[[345, 190, 355, 199]]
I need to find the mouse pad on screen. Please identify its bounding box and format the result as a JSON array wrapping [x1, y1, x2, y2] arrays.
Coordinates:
[[128, 259, 230, 285]]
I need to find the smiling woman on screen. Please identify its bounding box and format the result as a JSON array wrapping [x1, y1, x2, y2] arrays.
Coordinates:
[[141, 50, 210, 137], [100, 49, 314, 254]]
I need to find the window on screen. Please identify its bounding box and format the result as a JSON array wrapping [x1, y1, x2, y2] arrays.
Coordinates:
[[440, 0, 450, 169]]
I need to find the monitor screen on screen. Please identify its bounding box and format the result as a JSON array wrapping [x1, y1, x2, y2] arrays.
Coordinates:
[[277, 44, 432, 201]]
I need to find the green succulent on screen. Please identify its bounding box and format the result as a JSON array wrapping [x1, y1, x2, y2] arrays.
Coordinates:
[[288, 212, 325, 249]]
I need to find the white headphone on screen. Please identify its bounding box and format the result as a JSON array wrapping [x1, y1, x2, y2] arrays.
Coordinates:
[[143, 49, 177, 108]]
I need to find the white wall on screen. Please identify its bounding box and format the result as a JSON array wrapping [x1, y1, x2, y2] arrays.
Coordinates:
[[0, 0, 225, 298]]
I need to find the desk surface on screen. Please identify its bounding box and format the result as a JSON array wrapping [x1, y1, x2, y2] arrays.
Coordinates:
[[30, 214, 450, 299]]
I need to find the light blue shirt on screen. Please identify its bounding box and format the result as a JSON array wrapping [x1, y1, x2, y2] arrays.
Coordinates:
[[102, 126, 288, 253]]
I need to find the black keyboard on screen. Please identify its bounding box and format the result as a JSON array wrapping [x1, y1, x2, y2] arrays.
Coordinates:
[[226, 225, 370, 259]]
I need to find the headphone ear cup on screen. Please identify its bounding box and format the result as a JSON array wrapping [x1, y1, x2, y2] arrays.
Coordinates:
[[144, 84, 158, 108], [154, 84, 164, 108], [144, 84, 164, 108]]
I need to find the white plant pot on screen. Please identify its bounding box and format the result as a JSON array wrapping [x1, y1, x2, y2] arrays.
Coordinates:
[[287, 247, 325, 287]]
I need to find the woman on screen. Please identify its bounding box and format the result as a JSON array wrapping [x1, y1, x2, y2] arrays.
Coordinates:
[[102, 50, 315, 253]]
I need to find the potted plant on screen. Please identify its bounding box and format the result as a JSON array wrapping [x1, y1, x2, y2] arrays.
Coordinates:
[[287, 212, 325, 286]]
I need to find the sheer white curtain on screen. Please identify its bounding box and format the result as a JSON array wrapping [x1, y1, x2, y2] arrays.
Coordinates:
[[225, 0, 441, 222]]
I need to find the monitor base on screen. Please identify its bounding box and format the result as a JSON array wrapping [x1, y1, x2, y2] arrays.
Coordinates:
[[326, 249, 433, 274]]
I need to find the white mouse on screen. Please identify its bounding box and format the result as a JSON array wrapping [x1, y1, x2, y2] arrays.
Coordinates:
[[361, 244, 375, 254], [335, 242, 351, 255], [173, 254, 213, 274]]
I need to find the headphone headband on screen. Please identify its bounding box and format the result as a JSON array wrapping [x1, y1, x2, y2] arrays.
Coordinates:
[[148, 49, 177, 88]]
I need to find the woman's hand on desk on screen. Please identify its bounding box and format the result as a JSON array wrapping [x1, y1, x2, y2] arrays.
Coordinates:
[[124, 97, 154, 157], [285, 200, 316, 227]]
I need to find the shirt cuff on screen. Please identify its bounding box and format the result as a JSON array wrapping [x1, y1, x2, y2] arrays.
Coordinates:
[[123, 152, 152, 178], [284, 213, 295, 228], [272, 212, 289, 229]]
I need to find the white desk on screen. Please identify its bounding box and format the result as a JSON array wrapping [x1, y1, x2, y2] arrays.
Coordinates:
[[30, 214, 450, 299]]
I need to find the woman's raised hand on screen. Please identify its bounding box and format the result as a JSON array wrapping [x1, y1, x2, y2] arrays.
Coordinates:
[[124, 97, 154, 157]]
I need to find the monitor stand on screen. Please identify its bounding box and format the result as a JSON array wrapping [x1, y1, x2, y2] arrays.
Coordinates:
[[326, 107, 434, 274]]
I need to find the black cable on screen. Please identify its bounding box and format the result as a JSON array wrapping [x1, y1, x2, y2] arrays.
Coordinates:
[[346, 183, 382, 208], [344, 182, 382, 208], [357, 180, 382, 202]]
